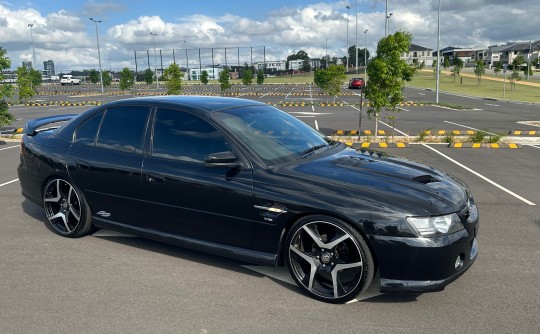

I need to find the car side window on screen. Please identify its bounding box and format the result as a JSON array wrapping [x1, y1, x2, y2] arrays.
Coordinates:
[[75, 111, 104, 145], [96, 106, 149, 154], [152, 108, 230, 163]]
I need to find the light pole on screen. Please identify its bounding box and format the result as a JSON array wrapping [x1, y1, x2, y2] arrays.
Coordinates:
[[346, 5, 350, 71], [385, 13, 393, 37], [355, 0, 358, 74], [325, 38, 328, 68], [150, 32, 159, 89], [28, 24, 36, 69], [364, 29, 368, 71], [89, 18, 104, 94], [184, 41, 189, 81], [384, 0, 388, 37], [435, 0, 441, 103]]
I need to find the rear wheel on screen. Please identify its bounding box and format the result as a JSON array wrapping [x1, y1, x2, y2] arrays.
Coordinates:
[[285, 215, 374, 303], [43, 178, 93, 238]]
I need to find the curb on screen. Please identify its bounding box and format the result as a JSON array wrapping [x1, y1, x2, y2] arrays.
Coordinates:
[[350, 142, 409, 149]]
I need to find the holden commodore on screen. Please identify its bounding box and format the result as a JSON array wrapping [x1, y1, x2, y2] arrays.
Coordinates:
[[17, 96, 478, 303]]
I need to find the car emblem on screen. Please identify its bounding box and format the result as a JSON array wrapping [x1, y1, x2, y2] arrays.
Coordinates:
[[96, 211, 111, 218]]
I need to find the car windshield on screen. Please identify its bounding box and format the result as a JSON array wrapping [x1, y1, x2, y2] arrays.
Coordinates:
[[213, 105, 331, 165]]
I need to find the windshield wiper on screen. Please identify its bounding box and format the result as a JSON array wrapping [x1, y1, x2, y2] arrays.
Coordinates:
[[299, 144, 328, 158]]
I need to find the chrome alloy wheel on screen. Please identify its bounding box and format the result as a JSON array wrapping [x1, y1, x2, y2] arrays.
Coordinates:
[[288, 221, 365, 300], [43, 179, 83, 234]]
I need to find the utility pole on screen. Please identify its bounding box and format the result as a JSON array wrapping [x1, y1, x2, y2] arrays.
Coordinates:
[[435, 0, 441, 103], [28, 24, 36, 69], [346, 5, 350, 71], [355, 0, 358, 74]]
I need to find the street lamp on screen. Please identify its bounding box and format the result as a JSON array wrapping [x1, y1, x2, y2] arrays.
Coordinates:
[[89, 18, 104, 94], [355, 0, 358, 74], [364, 29, 368, 70], [325, 38, 328, 68], [150, 32, 159, 89], [346, 5, 350, 71], [385, 0, 388, 37], [28, 24, 36, 69], [385, 13, 393, 37]]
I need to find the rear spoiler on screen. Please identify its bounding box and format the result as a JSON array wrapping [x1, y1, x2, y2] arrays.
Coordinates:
[[24, 114, 78, 136]]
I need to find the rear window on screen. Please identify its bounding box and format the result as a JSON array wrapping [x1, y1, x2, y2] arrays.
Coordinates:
[[96, 106, 149, 153]]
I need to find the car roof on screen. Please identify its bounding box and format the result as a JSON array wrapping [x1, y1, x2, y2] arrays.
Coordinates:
[[104, 95, 266, 114]]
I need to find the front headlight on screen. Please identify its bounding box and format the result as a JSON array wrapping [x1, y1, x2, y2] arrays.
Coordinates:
[[406, 213, 464, 236]]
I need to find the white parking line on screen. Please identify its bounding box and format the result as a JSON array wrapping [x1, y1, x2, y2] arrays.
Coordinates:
[[0, 179, 19, 187], [0, 145, 19, 151], [443, 121, 497, 136], [484, 103, 500, 107], [422, 144, 536, 206], [525, 145, 540, 149]]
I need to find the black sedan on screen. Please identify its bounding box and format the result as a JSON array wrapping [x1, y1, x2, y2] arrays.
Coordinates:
[[17, 96, 478, 303]]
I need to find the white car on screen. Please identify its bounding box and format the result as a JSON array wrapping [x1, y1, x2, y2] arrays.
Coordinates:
[[60, 75, 81, 86]]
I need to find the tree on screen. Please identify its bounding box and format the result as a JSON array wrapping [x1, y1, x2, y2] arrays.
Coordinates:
[[242, 69, 253, 85], [314, 64, 346, 102], [474, 60, 485, 85], [0, 47, 14, 126], [163, 63, 182, 95], [443, 56, 451, 69], [256, 69, 264, 85], [493, 61, 503, 75], [89, 69, 100, 84], [200, 70, 209, 84], [509, 69, 522, 91], [119, 67, 134, 91], [218, 69, 231, 93], [143, 68, 154, 84], [302, 59, 312, 72], [523, 64, 533, 77], [286, 50, 310, 69], [16, 66, 35, 102], [451, 58, 463, 83], [364, 31, 416, 135], [347, 46, 370, 68], [30, 69, 42, 90], [102, 70, 112, 87], [432, 59, 438, 75]]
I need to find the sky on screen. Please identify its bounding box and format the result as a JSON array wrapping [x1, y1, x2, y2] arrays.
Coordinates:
[[1, 0, 539, 72]]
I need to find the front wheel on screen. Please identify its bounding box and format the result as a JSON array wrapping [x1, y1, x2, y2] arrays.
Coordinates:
[[285, 215, 374, 303], [43, 178, 93, 238]]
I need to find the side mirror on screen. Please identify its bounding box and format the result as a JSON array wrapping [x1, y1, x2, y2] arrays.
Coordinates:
[[204, 151, 240, 168]]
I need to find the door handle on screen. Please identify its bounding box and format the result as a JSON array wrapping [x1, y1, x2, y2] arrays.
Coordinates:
[[146, 174, 165, 183], [75, 160, 90, 170]]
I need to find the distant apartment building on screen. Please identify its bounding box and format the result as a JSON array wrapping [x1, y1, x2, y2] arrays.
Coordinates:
[[189, 66, 223, 80], [43, 60, 55, 76], [22, 61, 32, 69], [288, 59, 321, 70], [255, 61, 286, 72], [402, 44, 433, 66]]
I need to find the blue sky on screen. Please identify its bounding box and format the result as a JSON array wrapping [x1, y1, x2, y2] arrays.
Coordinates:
[[1, 1, 539, 71]]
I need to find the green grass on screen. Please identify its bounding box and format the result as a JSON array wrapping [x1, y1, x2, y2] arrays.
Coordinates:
[[408, 73, 540, 103]]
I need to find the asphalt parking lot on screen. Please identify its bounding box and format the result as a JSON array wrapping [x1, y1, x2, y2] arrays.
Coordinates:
[[1, 84, 539, 333]]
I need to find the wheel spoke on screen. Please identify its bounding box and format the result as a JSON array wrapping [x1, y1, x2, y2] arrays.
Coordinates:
[[44, 180, 61, 203], [301, 224, 350, 250], [48, 211, 71, 232], [290, 245, 319, 292], [69, 206, 80, 221], [330, 262, 363, 298]]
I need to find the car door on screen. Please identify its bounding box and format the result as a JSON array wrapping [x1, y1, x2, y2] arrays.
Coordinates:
[[67, 105, 150, 228], [141, 107, 254, 248]]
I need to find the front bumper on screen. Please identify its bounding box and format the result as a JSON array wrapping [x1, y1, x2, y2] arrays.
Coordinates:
[[369, 222, 479, 293]]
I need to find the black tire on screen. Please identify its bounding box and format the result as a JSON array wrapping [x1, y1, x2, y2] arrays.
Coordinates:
[[285, 215, 374, 303], [42, 178, 93, 238]]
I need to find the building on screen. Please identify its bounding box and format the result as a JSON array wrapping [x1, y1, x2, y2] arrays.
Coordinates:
[[402, 44, 433, 66], [43, 60, 55, 76], [288, 58, 321, 70], [22, 61, 32, 69], [255, 61, 286, 72], [189, 66, 223, 81]]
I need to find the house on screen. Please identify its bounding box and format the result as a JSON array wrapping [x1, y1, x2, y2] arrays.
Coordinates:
[[402, 44, 433, 66], [255, 61, 286, 72], [486, 41, 540, 67], [288, 58, 321, 70]]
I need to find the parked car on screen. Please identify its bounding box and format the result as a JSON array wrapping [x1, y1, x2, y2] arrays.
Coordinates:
[[348, 77, 365, 89], [60, 75, 81, 86], [17, 96, 479, 303]]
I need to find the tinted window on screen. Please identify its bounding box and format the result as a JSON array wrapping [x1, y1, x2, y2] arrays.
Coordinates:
[[152, 108, 230, 162], [97, 106, 149, 153], [75, 111, 103, 145]]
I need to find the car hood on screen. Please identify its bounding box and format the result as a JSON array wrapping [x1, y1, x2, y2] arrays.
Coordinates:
[[277, 147, 468, 216]]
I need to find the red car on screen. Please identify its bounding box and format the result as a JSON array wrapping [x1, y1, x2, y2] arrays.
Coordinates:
[[348, 77, 365, 89]]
